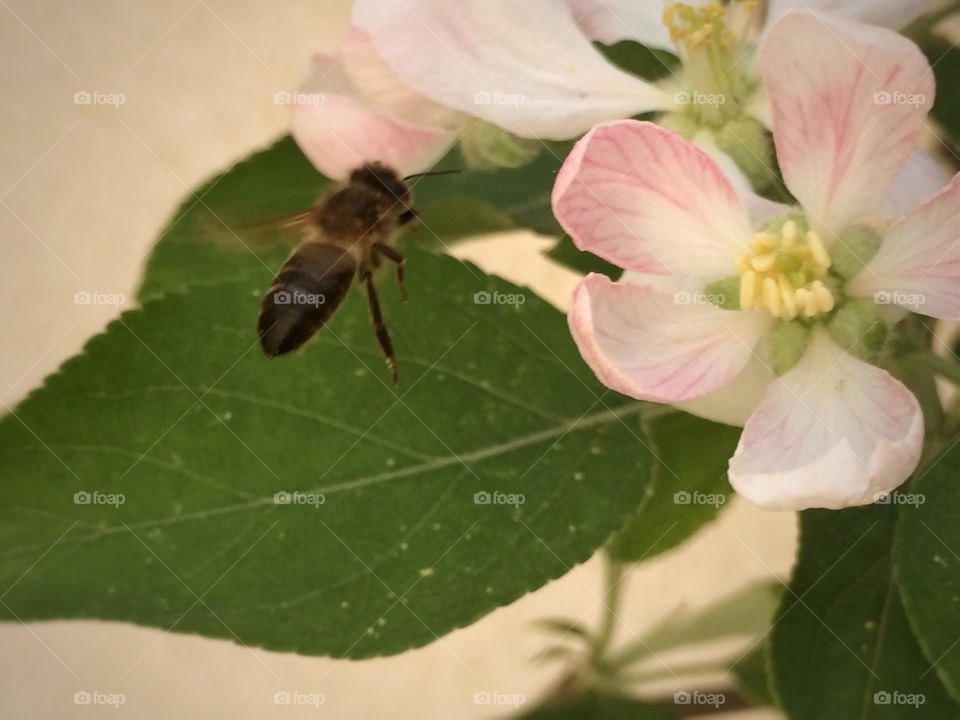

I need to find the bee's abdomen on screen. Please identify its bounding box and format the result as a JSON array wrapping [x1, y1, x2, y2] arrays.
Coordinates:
[[258, 242, 357, 357]]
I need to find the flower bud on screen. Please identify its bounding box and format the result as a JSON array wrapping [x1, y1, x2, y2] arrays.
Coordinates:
[[715, 117, 775, 190], [762, 321, 811, 376], [827, 299, 888, 362], [829, 225, 882, 279]]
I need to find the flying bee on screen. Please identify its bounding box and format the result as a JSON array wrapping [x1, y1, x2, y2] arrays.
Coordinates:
[[257, 162, 452, 385]]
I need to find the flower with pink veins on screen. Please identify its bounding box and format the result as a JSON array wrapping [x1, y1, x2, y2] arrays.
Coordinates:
[[553, 10, 957, 511]]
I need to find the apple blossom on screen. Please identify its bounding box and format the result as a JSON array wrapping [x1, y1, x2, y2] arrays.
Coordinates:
[[553, 10, 957, 511], [347, 0, 945, 185]]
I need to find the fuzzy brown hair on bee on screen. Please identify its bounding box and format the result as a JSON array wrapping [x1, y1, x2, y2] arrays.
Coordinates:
[[257, 162, 421, 386]]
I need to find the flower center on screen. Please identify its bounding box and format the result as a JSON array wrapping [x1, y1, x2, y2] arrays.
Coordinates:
[[736, 219, 836, 320], [662, 1, 738, 51]]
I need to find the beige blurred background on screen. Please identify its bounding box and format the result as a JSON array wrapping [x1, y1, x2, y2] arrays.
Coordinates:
[[0, 1, 796, 717]]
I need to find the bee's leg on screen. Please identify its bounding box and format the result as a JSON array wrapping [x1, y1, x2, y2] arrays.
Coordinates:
[[361, 270, 399, 386], [374, 243, 407, 301]]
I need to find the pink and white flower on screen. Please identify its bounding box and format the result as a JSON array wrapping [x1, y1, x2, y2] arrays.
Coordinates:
[[553, 10, 954, 510]]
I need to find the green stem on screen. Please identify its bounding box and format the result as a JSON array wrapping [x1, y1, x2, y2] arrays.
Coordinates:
[[622, 659, 729, 686], [593, 552, 626, 660]]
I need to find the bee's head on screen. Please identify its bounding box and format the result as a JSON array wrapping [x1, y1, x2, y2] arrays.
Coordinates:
[[349, 163, 412, 215]]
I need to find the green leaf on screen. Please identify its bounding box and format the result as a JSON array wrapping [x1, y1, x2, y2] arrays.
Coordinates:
[[516, 690, 678, 719], [730, 642, 775, 707], [608, 412, 740, 562], [895, 443, 960, 703], [0, 249, 653, 657], [610, 581, 781, 669], [138, 135, 572, 301], [771, 505, 958, 719], [597, 42, 680, 83], [921, 39, 960, 145], [544, 236, 621, 278]]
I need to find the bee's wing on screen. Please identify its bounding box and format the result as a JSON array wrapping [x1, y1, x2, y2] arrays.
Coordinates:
[[257, 241, 358, 357], [191, 207, 316, 249]]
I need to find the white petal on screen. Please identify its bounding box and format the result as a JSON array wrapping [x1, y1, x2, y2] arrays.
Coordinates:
[[674, 355, 776, 427], [729, 329, 923, 511], [878, 148, 950, 220], [566, 0, 673, 49], [290, 50, 458, 179], [760, 10, 933, 236], [569, 274, 772, 403], [849, 172, 960, 320], [353, 0, 670, 140]]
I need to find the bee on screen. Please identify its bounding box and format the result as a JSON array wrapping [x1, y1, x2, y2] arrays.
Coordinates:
[[257, 163, 451, 385]]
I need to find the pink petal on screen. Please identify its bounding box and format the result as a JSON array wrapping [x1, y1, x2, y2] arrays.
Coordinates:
[[760, 11, 933, 236], [729, 329, 923, 510], [848, 172, 960, 320], [290, 42, 459, 179], [568, 274, 772, 403], [879, 148, 950, 220], [552, 120, 753, 279], [352, 0, 669, 140], [566, 0, 672, 48]]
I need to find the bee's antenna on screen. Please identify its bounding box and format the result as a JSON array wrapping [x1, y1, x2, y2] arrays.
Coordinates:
[[402, 169, 462, 181]]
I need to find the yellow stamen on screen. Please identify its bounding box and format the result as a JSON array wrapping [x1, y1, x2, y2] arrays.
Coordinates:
[[735, 217, 835, 319]]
